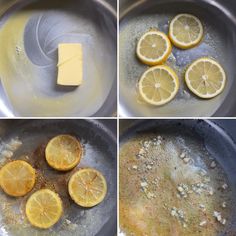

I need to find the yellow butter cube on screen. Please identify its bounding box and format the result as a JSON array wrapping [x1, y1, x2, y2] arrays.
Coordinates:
[[57, 43, 83, 86]]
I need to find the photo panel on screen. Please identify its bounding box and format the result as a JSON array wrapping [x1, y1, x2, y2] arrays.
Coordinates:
[[0, 119, 117, 235], [119, 0, 235, 117], [0, 0, 117, 117], [119, 119, 236, 235]]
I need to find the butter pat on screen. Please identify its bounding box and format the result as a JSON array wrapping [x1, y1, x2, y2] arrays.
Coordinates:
[[57, 43, 83, 86]]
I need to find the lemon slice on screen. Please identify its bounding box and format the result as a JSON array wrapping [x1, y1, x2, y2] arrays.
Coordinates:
[[26, 189, 63, 229], [68, 168, 107, 207], [185, 58, 226, 98], [0, 160, 36, 197], [136, 30, 172, 65], [169, 14, 203, 49], [45, 135, 82, 171], [138, 65, 179, 106]]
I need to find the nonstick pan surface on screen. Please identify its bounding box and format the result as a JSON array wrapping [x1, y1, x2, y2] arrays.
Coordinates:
[[119, 0, 236, 117], [0, 119, 117, 236], [119, 119, 236, 235]]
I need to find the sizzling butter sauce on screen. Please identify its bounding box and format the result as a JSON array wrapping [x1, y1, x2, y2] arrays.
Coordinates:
[[119, 133, 232, 236]]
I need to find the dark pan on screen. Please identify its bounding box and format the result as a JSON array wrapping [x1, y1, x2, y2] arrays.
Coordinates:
[[0, 119, 117, 236]]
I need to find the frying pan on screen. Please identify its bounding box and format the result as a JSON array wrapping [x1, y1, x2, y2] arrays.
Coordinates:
[[0, 0, 117, 117], [119, 119, 236, 235], [119, 0, 236, 117], [0, 119, 117, 236]]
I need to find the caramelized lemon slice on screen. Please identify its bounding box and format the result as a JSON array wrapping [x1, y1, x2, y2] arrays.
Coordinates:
[[68, 168, 107, 207], [45, 135, 82, 171], [26, 189, 63, 229], [0, 160, 36, 197]]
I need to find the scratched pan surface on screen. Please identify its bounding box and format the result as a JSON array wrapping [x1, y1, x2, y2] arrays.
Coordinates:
[[0, 119, 117, 236], [119, 119, 236, 235], [119, 0, 236, 117], [0, 0, 117, 117]]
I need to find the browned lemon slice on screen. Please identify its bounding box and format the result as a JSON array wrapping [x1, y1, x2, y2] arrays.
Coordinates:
[[0, 160, 36, 197], [136, 30, 172, 65], [68, 168, 107, 207], [45, 134, 82, 171], [26, 189, 63, 229]]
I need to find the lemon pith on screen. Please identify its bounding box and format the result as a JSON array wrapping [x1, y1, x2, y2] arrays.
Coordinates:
[[25, 189, 63, 229], [0, 160, 36, 197]]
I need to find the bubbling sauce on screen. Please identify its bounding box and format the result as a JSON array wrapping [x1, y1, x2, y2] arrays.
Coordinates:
[[120, 132, 233, 236]]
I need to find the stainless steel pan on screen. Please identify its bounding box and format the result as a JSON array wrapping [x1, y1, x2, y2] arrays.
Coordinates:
[[0, 0, 117, 117], [119, 0, 236, 117]]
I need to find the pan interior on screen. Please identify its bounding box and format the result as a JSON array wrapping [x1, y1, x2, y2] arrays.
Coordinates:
[[119, 120, 236, 235], [0, 0, 116, 117], [0, 120, 117, 236], [119, 0, 236, 117]]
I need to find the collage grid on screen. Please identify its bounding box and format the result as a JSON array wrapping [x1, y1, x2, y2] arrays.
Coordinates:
[[0, 0, 235, 236]]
